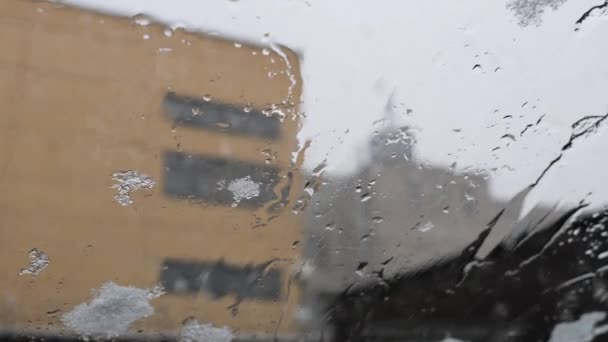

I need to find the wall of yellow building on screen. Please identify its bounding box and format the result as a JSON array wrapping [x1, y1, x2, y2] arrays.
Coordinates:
[[0, 0, 303, 337]]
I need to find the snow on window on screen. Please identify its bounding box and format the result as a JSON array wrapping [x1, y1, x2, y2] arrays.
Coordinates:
[[549, 311, 608, 342], [111, 170, 155, 206], [19, 248, 49, 276], [62, 282, 162, 338], [227, 176, 261, 205], [180, 318, 234, 342]]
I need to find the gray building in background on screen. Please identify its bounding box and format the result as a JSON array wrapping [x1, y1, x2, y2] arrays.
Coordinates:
[[301, 125, 502, 290], [297, 123, 566, 328]]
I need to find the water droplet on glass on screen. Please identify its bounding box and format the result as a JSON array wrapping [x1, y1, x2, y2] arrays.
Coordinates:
[[325, 223, 335, 231], [355, 185, 362, 193], [191, 107, 201, 116], [215, 122, 231, 129], [202, 94, 212, 102], [233, 42, 242, 48], [361, 193, 372, 202], [46, 309, 61, 317], [132, 14, 151, 26], [418, 221, 435, 232], [372, 216, 384, 223], [501, 134, 516, 142], [163, 29, 173, 37], [142, 34, 150, 40], [262, 48, 270, 56], [292, 241, 300, 249], [243, 104, 253, 113]]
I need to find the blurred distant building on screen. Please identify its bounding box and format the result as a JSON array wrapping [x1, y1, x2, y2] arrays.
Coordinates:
[[298, 121, 565, 330]]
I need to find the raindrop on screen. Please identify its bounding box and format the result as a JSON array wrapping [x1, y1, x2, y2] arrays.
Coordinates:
[[472, 64, 482, 71], [418, 221, 435, 232], [202, 94, 212, 102], [163, 29, 173, 37], [361, 193, 372, 202], [46, 309, 61, 317], [262, 48, 270, 56], [325, 223, 335, 231], [243, 104, 253, 113], [372, 216, 384, 223], [142, 34, 151, 40], [215, 122, 231, 129], [191, 107, 201, 116], [381, 257, 394, 265], [292, 241, 300, 249], [233, 42, 242, 48], [132, 14, 151, 26], [355, 185, 362, 193], [501, 134, 516, 142], [442, 206, 450, 214]]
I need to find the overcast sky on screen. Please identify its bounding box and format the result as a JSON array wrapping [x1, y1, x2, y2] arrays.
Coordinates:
[[59, 0, 608, 212]]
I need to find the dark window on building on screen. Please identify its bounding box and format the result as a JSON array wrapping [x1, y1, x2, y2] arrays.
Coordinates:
[[160, 258, 281, 300], [163, 151, 280, 208], [163, 92, 281, 140]]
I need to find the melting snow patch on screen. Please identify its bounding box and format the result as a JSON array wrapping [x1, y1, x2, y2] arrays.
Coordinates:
[[62, 282, 161, 338], [549, 311, 606, 342], [19, 248, 49, 276], [111, 170, 155, 206], [227, 176, 260, 205], [180, 319, 234, 342], [506, 0, 568, 26]]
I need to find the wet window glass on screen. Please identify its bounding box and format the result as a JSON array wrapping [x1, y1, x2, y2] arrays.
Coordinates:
[[1, 0, 608, 341]]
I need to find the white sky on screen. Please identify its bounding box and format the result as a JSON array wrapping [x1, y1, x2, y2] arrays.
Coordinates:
[[59, 0, 608, 211]]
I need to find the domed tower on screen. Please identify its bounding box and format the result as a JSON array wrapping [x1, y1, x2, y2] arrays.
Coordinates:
[[368, 125, 416, 166], [368, 91, 417, 166]]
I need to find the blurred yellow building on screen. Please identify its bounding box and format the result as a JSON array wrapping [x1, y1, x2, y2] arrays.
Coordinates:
[[0, 0, 303, 338]]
